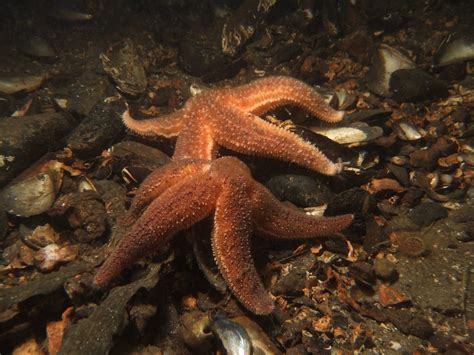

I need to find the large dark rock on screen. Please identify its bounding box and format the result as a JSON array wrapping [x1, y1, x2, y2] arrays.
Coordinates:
[[0, 112, 76, 187], [390, 68, 448, 103], [66, 99, 126, 158]]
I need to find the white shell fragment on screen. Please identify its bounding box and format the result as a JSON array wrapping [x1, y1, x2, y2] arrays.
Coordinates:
[[393, 120, 422, 141], [310, 122, 383, 145], [34, 244, 78, 272]]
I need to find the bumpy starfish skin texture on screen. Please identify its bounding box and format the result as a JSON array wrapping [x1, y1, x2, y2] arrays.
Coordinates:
[[123, 76, 345, 175], [94, 157, 353, 315]]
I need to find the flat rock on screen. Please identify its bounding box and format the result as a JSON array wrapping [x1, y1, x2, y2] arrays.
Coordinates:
[[390, 68, 448, 103], [409, 202, 448, 227]]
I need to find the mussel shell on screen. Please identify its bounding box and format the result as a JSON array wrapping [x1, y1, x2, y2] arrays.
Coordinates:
[[0, 172, 57, 217], [211, 314, 252, 355], [433, 32, 474, 68], [18, 36, 57, 62]]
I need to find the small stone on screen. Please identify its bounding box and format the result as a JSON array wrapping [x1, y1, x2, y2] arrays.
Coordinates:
[[271, 253, 317, 296], [409, 202, 448, 227], [265, 174, 331, 208], [373, 258, 398, 281], [384, 308, 434, 339], [390, 68, 448, 102], [349, 261, 375, 286], [409, 137, 457, 169]]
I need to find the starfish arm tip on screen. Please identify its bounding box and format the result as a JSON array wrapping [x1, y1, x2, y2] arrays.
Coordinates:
[[252, 298, 275, 315], [334, 110, 345, 121]]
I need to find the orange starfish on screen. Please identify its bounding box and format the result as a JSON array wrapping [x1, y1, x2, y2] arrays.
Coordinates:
[[122, 76, 345, 175], [94, 157, 353, 315]]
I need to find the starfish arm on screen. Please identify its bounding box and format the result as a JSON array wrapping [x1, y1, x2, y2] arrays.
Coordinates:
[[94, 174, 219, 286], [122, 108, 187, 138], [173, 119, 218, 160], [211, 177, 274, 315], [122, 159, 208, 225], [210, 105, 342, 175], [231, 76, 344, 122], [251, 182, 353, 238]]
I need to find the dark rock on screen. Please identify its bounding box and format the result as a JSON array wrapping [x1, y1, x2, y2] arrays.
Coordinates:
[[324, 239, 349, 255], [363, 215, 388, 255], [0, 208, 7, 239], [438, 62, 467, 81], [0, 112, 76, 187], [178, 37, 241, 82], [59, 264, 162, 355], [0, 93, 15, 116], [387, 163, 410, 187], [49, 191, 107, 243], [265, 174, 331, 208], [66, 99, 126, 158], [384, 308, 434, 339], [0, 262, 90, 312], [409, 137, 457, 169], [326, 188, 374, 216], [400, 188, 424, 207], [409, 202, 448, 227], [341, 30, 373, 64], [457, 222, 474, 242], [349, 261, 375, 286], [280, 319, 309, 348], [390, 68, 448, 103], [271, 42, 302, 65], [373, 258, 398, 282], [110, 141, 171, 182], [429, 333, 452, 353], [271, 253, 316, 296], [286, 344, 308, 355]]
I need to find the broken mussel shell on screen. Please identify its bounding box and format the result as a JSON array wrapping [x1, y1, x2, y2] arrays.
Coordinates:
[[433, 31, 474, 68], [366, 44, 415, 97], [0, 159, 64, 217], [0, 72, 56, 95], [100, 38, 147, 97], [181, 311, 280, 354]]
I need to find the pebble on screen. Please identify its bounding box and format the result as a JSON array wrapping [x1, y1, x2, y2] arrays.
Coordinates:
[[18, 35, 57, 62], [409, 202, 448, 227], [373, 258, 398, 282], [271, 253, 316, 296], [349, 261, 375, 286], [265, 174, 331, 208], [409, 137, 457, 169], [390, 68, 448, 103], [400, 188, 424, 208], [66, 99, 125, 158], [383, 308, 434, 339]]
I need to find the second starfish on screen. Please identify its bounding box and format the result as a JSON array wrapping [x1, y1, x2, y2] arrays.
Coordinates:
[[94, 157, 353, 314]]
